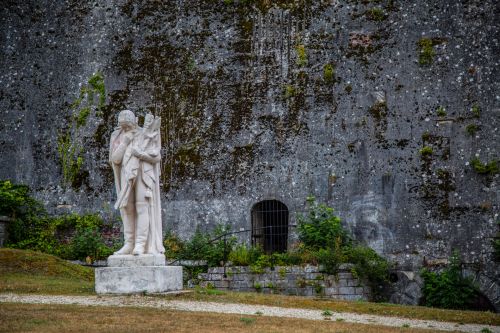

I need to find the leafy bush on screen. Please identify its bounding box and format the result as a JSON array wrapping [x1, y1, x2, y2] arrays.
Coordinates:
[[228, 244, 263, 266], [70, 227, 112, 261], [297, 197, 350, 250], [420, 251, 479, 310], [314, 237, 347, 276], [297, 197, 390, 300], [0, 180, 44, 218], [165, 224, 237, 267], [2, 180, 116, 261], [347, 245, 389, 300], [250, 254, 273, 273], [163, 230, 185, 259]]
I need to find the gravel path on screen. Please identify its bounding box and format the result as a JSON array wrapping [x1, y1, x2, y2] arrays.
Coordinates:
[[0, 293, 498, 333]]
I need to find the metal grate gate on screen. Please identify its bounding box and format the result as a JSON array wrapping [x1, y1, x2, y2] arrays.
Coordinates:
[[251, 200, 289, 253]]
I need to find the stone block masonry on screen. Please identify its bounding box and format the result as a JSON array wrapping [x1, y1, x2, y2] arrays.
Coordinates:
[[95, 254, 183, 294], [195, 265, 370, 301]]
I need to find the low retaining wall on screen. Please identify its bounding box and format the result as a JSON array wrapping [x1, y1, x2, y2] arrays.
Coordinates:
[[195, 265, 371, 301]]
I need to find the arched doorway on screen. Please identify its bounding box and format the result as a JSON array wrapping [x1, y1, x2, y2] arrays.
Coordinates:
[[251, 200, 289, 253]]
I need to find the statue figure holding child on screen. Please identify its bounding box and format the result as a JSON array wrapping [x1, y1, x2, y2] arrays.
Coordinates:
[[109, 110, 165, 255]]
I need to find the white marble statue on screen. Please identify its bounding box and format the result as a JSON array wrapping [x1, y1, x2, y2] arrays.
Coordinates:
[[109, 110, 165, 255]]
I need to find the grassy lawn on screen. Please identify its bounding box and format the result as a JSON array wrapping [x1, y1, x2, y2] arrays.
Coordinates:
[[1, 248, 498, 326], [0, 248, 94, 295], [0, 303, 443, 333]]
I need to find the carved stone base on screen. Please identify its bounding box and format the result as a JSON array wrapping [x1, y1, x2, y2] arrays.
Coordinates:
[[96, 254, 182, 294], [107, 254, 166, 267]]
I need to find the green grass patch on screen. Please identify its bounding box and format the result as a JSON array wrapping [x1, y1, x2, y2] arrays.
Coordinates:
[[0, 248, 94, 295]]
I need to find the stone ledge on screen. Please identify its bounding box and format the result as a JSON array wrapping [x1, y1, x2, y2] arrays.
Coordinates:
[[95, 266, 182, 294], [107, 254, 166, 267]]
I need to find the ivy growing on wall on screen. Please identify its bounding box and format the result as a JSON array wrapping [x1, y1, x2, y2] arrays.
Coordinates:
[[57, 72, 106, 188]]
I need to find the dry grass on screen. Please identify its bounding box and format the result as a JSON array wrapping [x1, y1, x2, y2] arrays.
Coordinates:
[[161, 288, 500, 326], [0, 303, 443, 333]]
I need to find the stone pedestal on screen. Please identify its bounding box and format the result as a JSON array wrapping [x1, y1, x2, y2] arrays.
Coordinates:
[[95, 254, 183, 294]]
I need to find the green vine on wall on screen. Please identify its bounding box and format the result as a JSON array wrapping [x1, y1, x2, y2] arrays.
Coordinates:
[[57, 133, 83, 187], [58, 72, 106, 188]]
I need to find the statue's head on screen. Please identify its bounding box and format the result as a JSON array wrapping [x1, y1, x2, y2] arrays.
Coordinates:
[[144, 113, 154, 129], [118, 110, 137, 130]]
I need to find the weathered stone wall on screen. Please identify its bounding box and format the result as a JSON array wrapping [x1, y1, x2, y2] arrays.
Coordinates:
[[195, 265, 371, 301], [0, 0, 498, 308]]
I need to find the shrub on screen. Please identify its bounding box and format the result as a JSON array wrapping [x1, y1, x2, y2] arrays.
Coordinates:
[[297, 198, 390, 300], [163, 230, 185, 259], [2, 180, 116, 261], [297, 197, 350, 250], [347, 245, 389, 299], [315, 246, 344, 275], [250, 254, 273, 273], [228, 244, 263, 266], [420, 251, 479, 310], [70, 227, 111, 261], [167, 224, 237, 267]]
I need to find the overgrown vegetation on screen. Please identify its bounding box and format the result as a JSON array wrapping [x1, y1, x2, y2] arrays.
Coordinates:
[[417, 38, 439, 66], [365, 8, 386, 21], [58, 72, 106, 187], [283, 84, 297, 99], [297, 198, 390, 299], [419, 146, 433, 157], [471, 104, 481, 118], [436, 106, 446, 117], [466, 124, 478, 136], [470, 157, 499, 175], [295, 44, 308, 67], [57, 133, 84, 188], [164, 225, 236, 267], [420, 251, 480, 310], [1, 180, 118, 262], [323, 63, 335, 84], [164, 198, 390, 301]]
